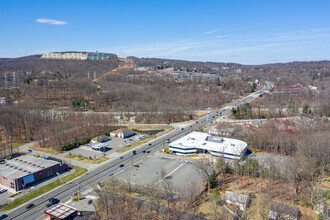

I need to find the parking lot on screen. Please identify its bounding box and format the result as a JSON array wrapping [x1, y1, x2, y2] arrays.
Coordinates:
[[0, 189, 12, 208], [115, 154, 204, 191], [67, 136, 138, 158]]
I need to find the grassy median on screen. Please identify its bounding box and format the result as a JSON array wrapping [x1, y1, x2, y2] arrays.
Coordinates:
[[0, 166, 87, 211], [65, 154, 108, 164]]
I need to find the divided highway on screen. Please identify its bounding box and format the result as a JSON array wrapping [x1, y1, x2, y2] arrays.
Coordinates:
[[6, 81, 273, 220]]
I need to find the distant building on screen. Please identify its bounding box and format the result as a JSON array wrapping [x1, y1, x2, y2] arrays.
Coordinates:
[[0, 155, 68, 191], [0, 97, 6, 105], [224, 191, 251, 211], [110, 128, 136, 139], [41, 52, 110, 60], [169, 132, 248, 160], [91, 135, 110, 144], [269, 202, 301, 220]]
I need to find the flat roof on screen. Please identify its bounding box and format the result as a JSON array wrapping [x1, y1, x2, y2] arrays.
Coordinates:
[[169, 131, 247, 155], [0, 155, 60, 180], [44, 203, 77, 219], [88, 142, 108, 149]]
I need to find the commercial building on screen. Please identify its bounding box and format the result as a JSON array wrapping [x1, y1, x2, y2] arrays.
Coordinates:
[[110, 128, 136, 139], [90, 135, 110, 144], [41, 52, 110, 60], [0, 155, 68, 191], [169, 131, 248, 160]]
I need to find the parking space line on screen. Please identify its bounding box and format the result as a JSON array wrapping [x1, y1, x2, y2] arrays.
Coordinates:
[[157, 162, 186, 184]]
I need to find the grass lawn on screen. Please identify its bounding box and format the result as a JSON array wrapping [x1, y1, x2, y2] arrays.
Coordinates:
[[0, 166, 87, 211], [65, 154, 108, 164], [29, 144, 62, 155], [116, 136, 155, 153], [0, 142, 30, 152]]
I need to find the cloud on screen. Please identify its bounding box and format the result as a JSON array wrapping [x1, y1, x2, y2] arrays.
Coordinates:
[[203, 30, 217, 35], [36, 18, 68, 25]]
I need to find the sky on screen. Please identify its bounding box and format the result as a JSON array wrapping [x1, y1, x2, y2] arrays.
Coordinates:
[[1, 0, 330, 64]]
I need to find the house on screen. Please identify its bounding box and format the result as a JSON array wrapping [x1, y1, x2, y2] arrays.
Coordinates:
[[91, 135, 110, 144], [224, 191, 250, 211], [269, 202, 301, 220], [110, 128, 136, 139]]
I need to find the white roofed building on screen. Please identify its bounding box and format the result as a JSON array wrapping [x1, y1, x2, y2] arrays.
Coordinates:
[[169, 131, 248, 160]]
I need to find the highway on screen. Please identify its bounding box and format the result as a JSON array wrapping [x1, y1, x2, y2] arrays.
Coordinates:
[[5, 81, 273, 220]]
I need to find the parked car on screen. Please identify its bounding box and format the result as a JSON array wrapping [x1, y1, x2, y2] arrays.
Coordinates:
[[181, 128, 184, 130], [166, 139, 170, 143], [119, 164, 124, 167], [27, 149, 32, 152], [142, 150, 146, 153], [108, 173, 114, 176], [0, 214, 8, 219], [129, 139, 133, 141], [26, 204, 34, 209], [196, 121, 199, 123], [88, 199, 93, 205], [134, 165, 139, 168], [0, 189, 7, 194], [146, 151, 150, 153], [120, 156, 124, 159], [148, 143, 152, 146]]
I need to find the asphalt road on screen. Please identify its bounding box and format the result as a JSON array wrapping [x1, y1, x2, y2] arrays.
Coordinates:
[[4, 81, 273, 220]]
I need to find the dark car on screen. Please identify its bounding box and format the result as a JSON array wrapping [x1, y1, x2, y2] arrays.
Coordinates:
[[26, 204, 34, 209], [134, 164, 139, 167], [88, 199, 93, 205], [120, 156, 124, 159], [166, 139, 170, 143], [129, 139, 133, 141], [148, 143, 152, 146], [49, 198, 59, 205], [142, 150, 146, 153], [181, 128, 184, 130], [146, 151, 150, 153], [27, 149, 32, 152], [196, 121, 199, 123], [0, 214, 8, 219], [108, 173, 114, 176], [119, 164, 124, 167]]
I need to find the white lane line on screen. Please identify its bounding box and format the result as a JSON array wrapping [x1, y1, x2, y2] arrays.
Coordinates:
[[157, 162, 185, 184]]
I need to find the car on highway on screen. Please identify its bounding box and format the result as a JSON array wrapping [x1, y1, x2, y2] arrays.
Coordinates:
[[0, 189, 7, 194], [119, 164, 124, 167], [0, 214, 8, 219], [26, 203, 34, 209], [46, 198, 60, 207], [108, 173, 114, 176], [120, 156, 124, 159]]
